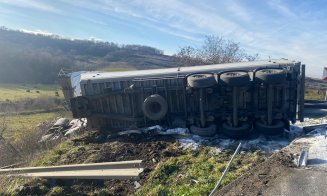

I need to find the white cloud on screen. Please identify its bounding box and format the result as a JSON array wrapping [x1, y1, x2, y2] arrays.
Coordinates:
[[88, 36, 103, 42], [20, 28, 54, 36], [0, 0, 60, 13], [267, 0, 297, 18], [225, 0, 252, 22], [6, 0, 327, 77]]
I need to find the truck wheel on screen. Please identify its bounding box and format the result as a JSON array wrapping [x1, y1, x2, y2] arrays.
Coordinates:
[[187, 73, 216, 88], [190, 123, 217, 137], [142, 94, 168, 120], [255, 120, 285, 135], [255, 69, 286, 84], [219, 72, 250, 86], [221, 122, 251, 139]]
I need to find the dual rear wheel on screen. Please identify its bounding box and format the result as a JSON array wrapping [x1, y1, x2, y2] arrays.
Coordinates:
[[190, 120, 286, 138]]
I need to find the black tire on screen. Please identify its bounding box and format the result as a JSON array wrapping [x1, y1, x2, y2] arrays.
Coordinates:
[[221, 122, 251, 139], [142, 94, 168, 120], [255, 120, 285, 135], [190, 124, 217, 137], [255, 69, 286, 84], [187, 73, 216, 88], [219, 72, 251, 86]]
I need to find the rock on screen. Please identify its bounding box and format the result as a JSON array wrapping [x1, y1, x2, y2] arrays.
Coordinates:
[[191, 179, 199, 184], [39, 133, 55, 143], [19, 185, 25, 191], [53, 118, 69, 127], [134, 181, 141, 189]]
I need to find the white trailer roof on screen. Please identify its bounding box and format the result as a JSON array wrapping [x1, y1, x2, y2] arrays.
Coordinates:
[[79, 59, 299, 84]]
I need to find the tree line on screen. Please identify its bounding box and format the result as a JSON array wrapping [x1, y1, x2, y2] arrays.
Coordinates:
[[0, 27, 171, 84], [0, 27, 258, 84]]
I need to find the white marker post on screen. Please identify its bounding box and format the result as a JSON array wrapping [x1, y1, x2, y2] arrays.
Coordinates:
[[323, 67, 327, 100]]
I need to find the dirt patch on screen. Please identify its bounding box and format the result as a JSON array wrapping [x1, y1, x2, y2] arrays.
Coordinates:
[[16, 131, 184, 195], [216, 145, 299, 196]]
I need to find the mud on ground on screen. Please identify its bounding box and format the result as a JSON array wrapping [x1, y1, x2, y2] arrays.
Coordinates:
[[16, 131, 184, 195], [216, 142, 302, 196]]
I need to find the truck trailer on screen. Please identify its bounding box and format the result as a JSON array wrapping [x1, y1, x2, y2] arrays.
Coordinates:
[[58, 59, 305, 138]]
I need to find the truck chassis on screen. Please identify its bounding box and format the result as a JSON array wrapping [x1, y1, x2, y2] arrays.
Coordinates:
[[59, 59, 305, 138]]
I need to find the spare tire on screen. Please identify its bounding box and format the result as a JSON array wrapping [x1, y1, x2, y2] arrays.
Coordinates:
[[255, 120, 285, 135], [221, 122, 251, 139], [220, 72, 251, 86], [190, 123, 217, 137], [142, 94, 168, 120], [255, 69, 286, 84], [187, 73, 216, 88]]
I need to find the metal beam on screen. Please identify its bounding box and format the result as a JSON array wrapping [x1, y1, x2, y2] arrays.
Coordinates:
[[0, 160, 144, 180], [8, 169, 143, 180]]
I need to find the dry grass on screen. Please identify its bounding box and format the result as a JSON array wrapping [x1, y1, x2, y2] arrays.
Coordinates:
[[3, 110, 71, 142], [0, 84, 63, 101]]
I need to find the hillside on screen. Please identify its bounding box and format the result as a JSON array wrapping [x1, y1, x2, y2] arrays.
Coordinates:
[[0, 27, 176, 84]]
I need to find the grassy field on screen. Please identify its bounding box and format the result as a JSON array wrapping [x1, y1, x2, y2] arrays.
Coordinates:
[[305, 90, 325, 100], [3, 110, 72, 142], [137, 148, 263, 195], [97, 62, 137, 72], [0, 83, 70, 141], [0, 84, 63, 101]]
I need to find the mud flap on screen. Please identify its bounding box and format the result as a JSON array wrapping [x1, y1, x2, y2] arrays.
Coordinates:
[[297, 64, 305, 122]]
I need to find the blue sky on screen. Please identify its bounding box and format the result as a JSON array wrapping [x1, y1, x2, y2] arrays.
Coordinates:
[[0, 0, 326, 77]]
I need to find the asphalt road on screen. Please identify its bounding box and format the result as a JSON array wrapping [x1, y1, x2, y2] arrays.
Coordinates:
[[216, 129, 327, 196], [264, 168, 327, 196], [264, 135, 327, 196]]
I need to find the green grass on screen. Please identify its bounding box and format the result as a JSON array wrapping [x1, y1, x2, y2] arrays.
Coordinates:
[[0, 141, 264, 195], [305, 90, 325, 100], [99, 67, 136, 72], [0, 84, 63, 101], [32, 140, 75, 166], [3, 110, 72, 142], [99, 66, 137, 72], [0, 177, 29, 195], [97, 62, 136, 72], [137, 148, 263, 196]]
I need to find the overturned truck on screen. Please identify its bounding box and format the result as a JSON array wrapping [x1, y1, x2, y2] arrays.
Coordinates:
[[59, 59, 305, 138]]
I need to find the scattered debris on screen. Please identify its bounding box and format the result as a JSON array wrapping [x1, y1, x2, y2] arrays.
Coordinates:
[[191, 179, 199, 184], [134, 181, 141, 189], [39, 118, 87, 143], [64, 119, 87, 137], [53, 118, 70, 127], [297, 147, 309, 167], [157, 127, 190, 136], [118, 126, 189, 136], [179, 135, 206, 150], [118, 130, 142, 135], [142, 125, 164, 133]]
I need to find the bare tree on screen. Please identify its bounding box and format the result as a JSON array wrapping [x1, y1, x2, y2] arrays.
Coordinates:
[[174, 46, 203, 66], [174, 35, 258, 66]]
